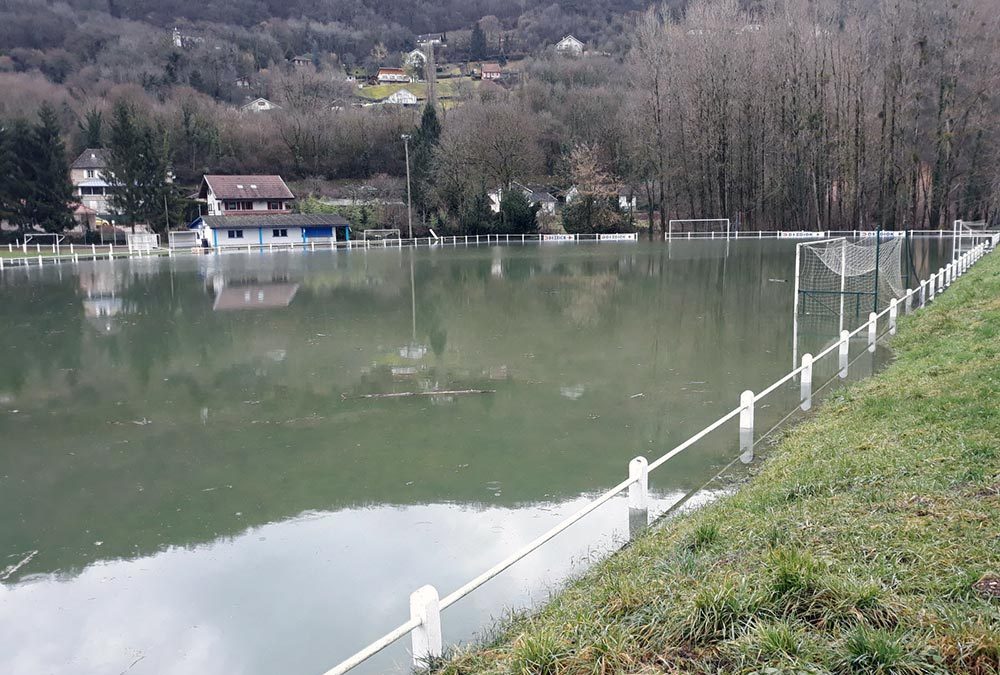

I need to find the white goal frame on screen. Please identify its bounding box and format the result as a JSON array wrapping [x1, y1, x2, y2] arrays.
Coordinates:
[[127, 233, 160, 253], [22, 233, 65, 251], [952, 219, 989, 264], [362, 228, 402, 242], [666, 218, 731, 239]]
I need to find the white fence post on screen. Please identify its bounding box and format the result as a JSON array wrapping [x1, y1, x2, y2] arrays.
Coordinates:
[[889, 299, 898, 335], [739, 390, 754, 464], [867, 312, 877, 352], [800, 353, 813, 411], [904, 289, 912, 314], [928, 274, 936, 301], [838, 329, 850, 379], [628, 456, 649, 538], [937, 268, 945, 293], [409, 585, 442, 667]]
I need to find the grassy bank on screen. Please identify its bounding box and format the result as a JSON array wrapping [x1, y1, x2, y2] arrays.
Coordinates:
[[441, 252, 1000, 674]]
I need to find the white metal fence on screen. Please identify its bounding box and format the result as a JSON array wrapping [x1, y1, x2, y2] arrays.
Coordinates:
[[4, 230, 997, 272], [320, 236, 997, 675]]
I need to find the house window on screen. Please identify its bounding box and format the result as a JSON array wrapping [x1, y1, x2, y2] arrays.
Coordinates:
[[224, 200, 254, 211], [227, 230, 244, 239], [86, 170, 95, 178], [272, 229, 288, 238], [267, 201, 285, 210]]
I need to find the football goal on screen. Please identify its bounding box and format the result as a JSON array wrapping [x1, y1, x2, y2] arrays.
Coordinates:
[[794, 236, 905, 332], [667, 218, 731, 239], [22, 233, 65, 252], [127, 233, 160, 253], [952, 219, 990, 263], [362, 229, 402, 246]]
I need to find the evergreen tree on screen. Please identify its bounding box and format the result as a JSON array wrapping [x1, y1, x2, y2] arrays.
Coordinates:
[[411, 104, 441, 216], [470, 22, 487, 61], [24, 105, 75, 233], [77, 108, 103, 151], [499, 189, 539, 234], [106, 102, 181, 233], [459, 190, 496, 235], [0, 122, 20, 225]]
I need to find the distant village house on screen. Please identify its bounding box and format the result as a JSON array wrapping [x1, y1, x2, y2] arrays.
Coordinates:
[[415, 33, 446, 47], [70, 148, 115, 216], [377, 67, 411, 83], [481, 63, 502, 81], [404, 49, 427, 70], [383, 89, 419, 106], [555, 35, 584, 56], [240, 97, 280, 113]]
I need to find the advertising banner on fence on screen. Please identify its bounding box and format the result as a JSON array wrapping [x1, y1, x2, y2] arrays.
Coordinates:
[[542, 234, 576, 242], [777, 231, 826, 239], [597, 233, 638, 241]]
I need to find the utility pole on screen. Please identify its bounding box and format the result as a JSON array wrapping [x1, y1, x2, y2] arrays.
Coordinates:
[[402, 134, 413, 239]]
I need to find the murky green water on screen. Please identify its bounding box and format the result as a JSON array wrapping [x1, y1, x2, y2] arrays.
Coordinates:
[[0, 238, 951, 674]]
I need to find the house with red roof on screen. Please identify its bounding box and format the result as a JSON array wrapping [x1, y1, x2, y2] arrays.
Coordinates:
[[198, 175, 295, 216]]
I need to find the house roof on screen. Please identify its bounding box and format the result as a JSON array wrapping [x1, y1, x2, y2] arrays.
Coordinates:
[[558, 34, 584, 45], [416, 33, 445, 42], [482, 63, 501, 74], [201, 175, 294, 201], [76, 178, 110, 187], [197, 213, 350, 229], [378, 67, 406, 75], [240, 97, 280, 111], [72, 148, 109, 170]]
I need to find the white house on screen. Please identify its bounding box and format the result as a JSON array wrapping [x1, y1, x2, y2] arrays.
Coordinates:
[[555, 35, 584, 56], [488, 182, 558, 215], [565, 185, 637, 212], [240, 97, 280, 113], [481, 63, 502, 80], [377, 67, 411, 83], [404, 49, 427, 69], [415, 33, 446, 47], [384, 89, 419, 106], [198, 175, 295, 216], [70, 148, 115, 215], [190, 213, 352, 248]]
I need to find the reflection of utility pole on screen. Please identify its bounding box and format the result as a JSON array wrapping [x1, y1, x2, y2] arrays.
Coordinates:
[[410, 250, 416, 341], [402, 134, 413, 239]]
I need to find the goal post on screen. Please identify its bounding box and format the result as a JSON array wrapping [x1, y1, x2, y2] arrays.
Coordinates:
[[667, 218, 731, 239], [362, 229, 402, 246], [126, 233, 160, 253], [952, 219, 989, 263], [794, 235, 905, 332]]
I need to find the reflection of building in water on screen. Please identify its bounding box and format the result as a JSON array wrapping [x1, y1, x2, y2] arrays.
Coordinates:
[[205, 267, 300, 311], [212, 283, 299, 311], [79, 265, 132, 334]]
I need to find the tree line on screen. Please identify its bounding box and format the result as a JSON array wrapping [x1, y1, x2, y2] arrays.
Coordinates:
[[1, 0, 998, 236]]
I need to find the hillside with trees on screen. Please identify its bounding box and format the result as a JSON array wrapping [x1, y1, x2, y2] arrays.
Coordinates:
[[0, 0, 998, 236]]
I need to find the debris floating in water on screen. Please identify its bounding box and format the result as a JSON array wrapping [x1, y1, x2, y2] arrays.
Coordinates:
[[768, 278, 787, 283], [1, 550, 38, 580], [343, 389, 495, 400], [630, 393, 645, 399]]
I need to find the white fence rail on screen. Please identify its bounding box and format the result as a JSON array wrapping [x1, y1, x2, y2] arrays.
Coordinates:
[[6, 229, 998, 272], [320, 239, 995, 675]]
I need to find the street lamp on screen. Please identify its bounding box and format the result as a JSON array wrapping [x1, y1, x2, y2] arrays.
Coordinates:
[[401, 134, 413, 240]]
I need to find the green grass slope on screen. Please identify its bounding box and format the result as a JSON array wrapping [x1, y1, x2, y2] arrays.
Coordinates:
[[440, 251, 1000, 674]]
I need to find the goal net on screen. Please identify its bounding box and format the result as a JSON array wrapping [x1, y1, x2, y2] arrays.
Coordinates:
[[127, 233, 160, 253], [794, 236, 905, 330], [667, 218, 730, 239], [362, 229, 402, 245], [953, 220, 989, 263]]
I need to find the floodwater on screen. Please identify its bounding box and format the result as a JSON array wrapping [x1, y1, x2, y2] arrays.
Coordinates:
[[0, 238, 952, 675]]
